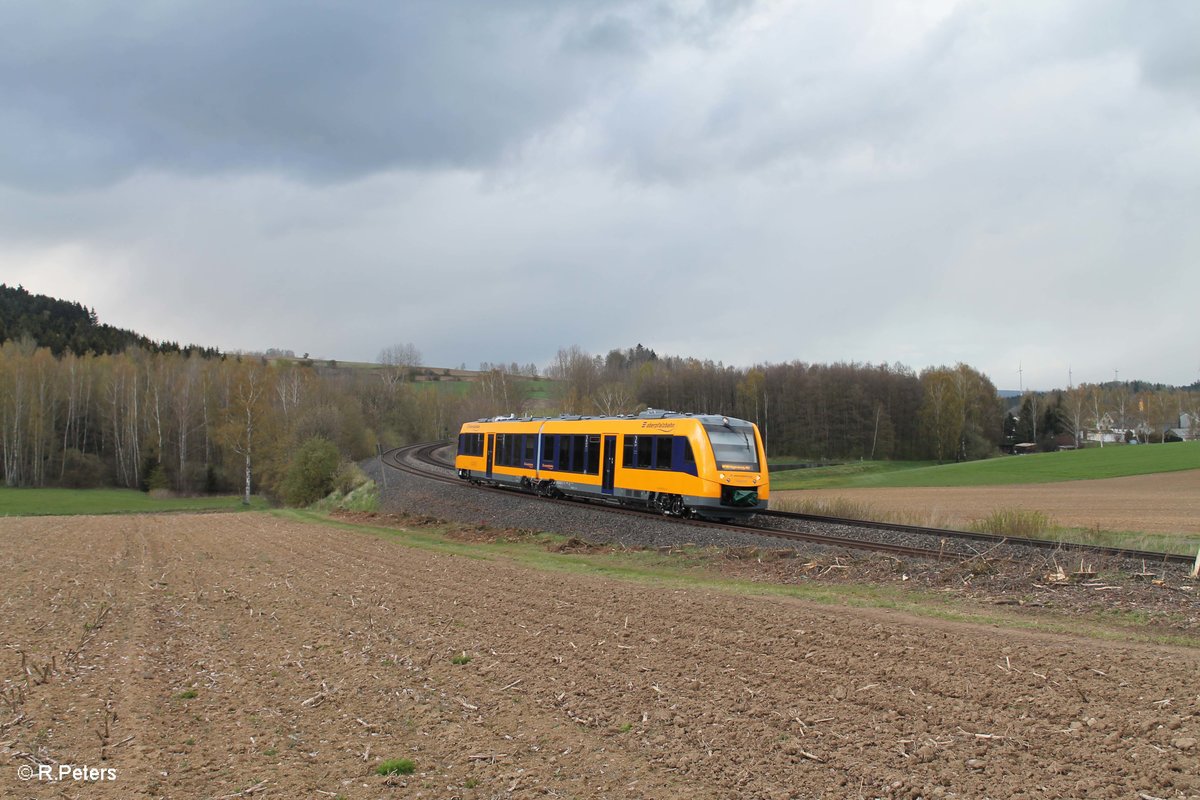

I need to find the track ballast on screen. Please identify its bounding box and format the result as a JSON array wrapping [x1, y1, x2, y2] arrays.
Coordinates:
[[381, 442, 1196, 574]]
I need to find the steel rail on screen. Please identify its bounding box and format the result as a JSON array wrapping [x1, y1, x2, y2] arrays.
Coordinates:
[[758, 509, 1196, 567]]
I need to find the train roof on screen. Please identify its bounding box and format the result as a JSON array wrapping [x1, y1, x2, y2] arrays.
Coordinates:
[[471, 409, 755, 426]]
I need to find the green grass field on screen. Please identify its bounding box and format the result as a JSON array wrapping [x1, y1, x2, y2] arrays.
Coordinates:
[[0, 488, 268, 516], [770, 441, 1200, 489], [769, 460, 936, 489]]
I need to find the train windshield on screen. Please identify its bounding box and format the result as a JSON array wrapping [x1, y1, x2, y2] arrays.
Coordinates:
[[703, 423, 759, 471]]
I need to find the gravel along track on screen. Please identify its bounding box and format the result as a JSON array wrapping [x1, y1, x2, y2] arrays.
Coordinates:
[[366, 445, 825, 554], [371, 446, 1197, 582]]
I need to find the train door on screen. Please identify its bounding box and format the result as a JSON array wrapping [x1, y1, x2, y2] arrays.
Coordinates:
[[486, 434, 494, 479], [601, 435, 616, 495]]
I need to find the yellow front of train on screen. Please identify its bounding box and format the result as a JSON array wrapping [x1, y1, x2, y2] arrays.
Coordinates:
[[691, 416, 770, 515]]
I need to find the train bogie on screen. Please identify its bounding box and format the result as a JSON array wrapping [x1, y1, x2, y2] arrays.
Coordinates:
[[454, 410, 769, 519]]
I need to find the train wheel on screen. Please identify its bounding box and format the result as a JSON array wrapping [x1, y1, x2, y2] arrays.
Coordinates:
[[669, 496, 684, 516]]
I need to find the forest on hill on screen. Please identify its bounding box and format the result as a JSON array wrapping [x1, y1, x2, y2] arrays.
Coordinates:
[[0, 284, 219, 358], [1, 290, 1196, 500]]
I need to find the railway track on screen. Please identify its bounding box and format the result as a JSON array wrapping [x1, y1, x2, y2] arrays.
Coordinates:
[[759, 508, 1196, 567], [383, 442, 1196, 568], [382, 443, 964, 560]]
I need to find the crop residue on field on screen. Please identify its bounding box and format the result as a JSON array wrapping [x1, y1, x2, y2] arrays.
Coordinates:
[[1, 513, 1198, 799]]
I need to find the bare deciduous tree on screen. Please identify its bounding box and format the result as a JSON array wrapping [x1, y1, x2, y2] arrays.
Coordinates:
[[219, 362, 274, 504], [378, 343, 422, 368], [594, 382, 637, 416]]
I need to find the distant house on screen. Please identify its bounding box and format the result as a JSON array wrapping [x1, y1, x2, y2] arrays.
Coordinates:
[[1084, 412, 1124, 444], [1165, 413, 1199, 442]]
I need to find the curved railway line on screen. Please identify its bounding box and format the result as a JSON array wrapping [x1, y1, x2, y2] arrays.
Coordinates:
[[382, 442, 1196, 570]]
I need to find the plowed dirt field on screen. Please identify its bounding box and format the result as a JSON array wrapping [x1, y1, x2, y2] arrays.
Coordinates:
[[2, 514, 1198, 799], [777, 470, 1200, 535]]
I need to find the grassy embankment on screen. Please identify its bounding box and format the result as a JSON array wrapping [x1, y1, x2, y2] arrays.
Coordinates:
[[0, 487, 268, 516], [771, 441, 1200, 553]]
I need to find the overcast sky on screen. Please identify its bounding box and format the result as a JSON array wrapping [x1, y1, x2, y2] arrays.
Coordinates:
[[2, 1, 1197, 390]]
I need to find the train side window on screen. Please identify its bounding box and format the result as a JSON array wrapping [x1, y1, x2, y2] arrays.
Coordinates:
[[637, 436, 653, 469], [524, 435, 536, 464], [655, 436, 673, 469], [586, 435, 601, 474], [570, 435, 586, 472], [541, 435, 556, 468], [623, 435, 635, 468]]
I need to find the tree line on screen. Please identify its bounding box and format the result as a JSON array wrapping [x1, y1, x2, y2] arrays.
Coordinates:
[[538, 345, 1198, 459], [541, 346, 1001, 461], [0, 340, 474, 498], [3, 337, 1197, 499], [1008, 383, 1200, 450]]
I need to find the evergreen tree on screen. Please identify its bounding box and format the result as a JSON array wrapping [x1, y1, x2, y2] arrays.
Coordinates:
[[0, 283, 219, 358]]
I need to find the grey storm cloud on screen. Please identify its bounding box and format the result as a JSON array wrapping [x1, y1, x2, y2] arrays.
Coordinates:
[[0, 0, 748, 190], [1, 0, 1197, 389], [3, 0, 1191, 191]]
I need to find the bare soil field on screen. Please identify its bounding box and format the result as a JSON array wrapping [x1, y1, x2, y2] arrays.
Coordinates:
[[778, 469, 1200, 535], [2, 513, 1198, 799]]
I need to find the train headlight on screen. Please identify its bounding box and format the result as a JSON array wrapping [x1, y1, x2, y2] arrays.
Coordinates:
[[719, 473, 726, 481], [754, 475, 760, 483]]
